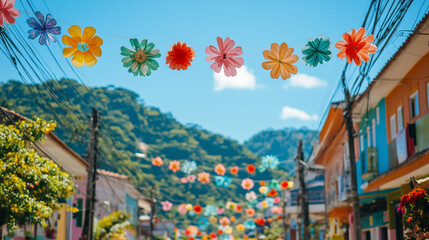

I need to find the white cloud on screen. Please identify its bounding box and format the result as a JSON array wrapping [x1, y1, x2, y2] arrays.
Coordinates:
[[213, 66, 257, 91], [283, 74, 327, 89], [280, 106, 318, 121]]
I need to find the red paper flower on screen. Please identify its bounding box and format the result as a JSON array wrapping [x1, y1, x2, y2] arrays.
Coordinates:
[[166, 41, 195, 70], [245, 208, 255, 217], [193, 204, 203, 214], [247, 164, 256, 174], [335, 28, 377, 66], [217, 230, 223, 235], [210, 232, 217, 239], [0, 0, 20, 27], [235, 204, 242, 212], [205, 37, 244, 77], [230, 166, 239, 175], [254, 218, 265, 226], [267, 189, 278, 197], [281, 181, 289, 189]]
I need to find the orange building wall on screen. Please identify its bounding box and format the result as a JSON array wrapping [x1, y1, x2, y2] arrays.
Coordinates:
[[385, 52, 429, 143]]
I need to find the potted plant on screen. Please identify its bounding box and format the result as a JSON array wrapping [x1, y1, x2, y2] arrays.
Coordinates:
[[397, 188, 429, 240]]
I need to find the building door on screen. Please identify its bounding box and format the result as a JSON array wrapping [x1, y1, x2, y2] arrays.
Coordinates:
[[381, 227, 388, 240], [395, 207, 404, 240], [365, 231, 371, 240]]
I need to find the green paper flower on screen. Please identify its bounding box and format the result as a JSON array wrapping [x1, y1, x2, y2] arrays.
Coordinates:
[[270, 180, 280, 190], [120, 38, 161, 76], [302, 36, 332, 67], [258, 165, 266, 173]]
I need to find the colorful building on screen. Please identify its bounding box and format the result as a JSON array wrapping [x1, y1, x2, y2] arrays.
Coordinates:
[[352, 13, 429, 240]]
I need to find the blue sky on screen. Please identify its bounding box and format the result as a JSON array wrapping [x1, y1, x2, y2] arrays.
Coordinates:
[[1, 0, 427, 142]]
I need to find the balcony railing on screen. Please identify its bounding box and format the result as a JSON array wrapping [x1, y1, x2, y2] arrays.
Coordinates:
[[361, 147, 378, 181]]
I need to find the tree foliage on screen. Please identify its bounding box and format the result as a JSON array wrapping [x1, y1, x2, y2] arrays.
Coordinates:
[[0, 117, 75, 235], [94, 211, 133, 240]]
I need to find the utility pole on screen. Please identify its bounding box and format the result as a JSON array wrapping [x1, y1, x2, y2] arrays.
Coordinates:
[[342, 73, 362, 240], [82, 108, 100, 240], [150, 184, 157, 239], [282, 190, 288, 240], [296, 140, 310, 240]]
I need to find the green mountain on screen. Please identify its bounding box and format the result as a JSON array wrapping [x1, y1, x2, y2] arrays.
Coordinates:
[[244, 128, 318, 174], [0, 79, 289, 226]]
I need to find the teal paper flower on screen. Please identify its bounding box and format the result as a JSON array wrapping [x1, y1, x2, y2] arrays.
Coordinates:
[[270, 180, 280, 190], [302, 36, 332, 67], [258, 165, 266, 173], [204, 205, 218, 216], [182, 160, 197, 174], [120, 38, 161, 76], [244, 220, 256, 230], [262, 155, 279, 170]]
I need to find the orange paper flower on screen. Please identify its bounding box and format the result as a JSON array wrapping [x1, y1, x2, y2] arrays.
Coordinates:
[[262, 42, 298, 80], [62, 25, 103, 67], [230, 166, 239, 175], [230, 216, 236, 222], [267, 189, 278, 197], [245, 208, 255, 216], [169, 160, 180, 172], [214, 164, 226, 176], [260, 181, 266, 186], [247, 164, 256, 174], [152, 156, 163, 166], [198, 172, 210, 184], [166, 41, 195, 70], [335, 28, 377, 66], [235, 204, 242, 212]]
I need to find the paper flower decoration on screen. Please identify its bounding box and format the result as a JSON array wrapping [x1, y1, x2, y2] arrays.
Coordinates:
[[267, 189, 278, 197], [230, 216, 236, 222], [335, 28, 377, 66], [247, 164, 256, 174], [198, 172, 210, 184], [215, 176, 231, 188], [259, 186, 268, 194], [169, 160, 181, 172], [262, 155, 279, 170], [262, 43, 298, 80], [205, 37, 244, 77], [189, 210, 196, 217], [219, 217, 230, 226], [258, 165, 266, 173], [254, 218, 265, 226], [270, 180, 280, 190], [62, 25, 103, 67], [216, 207, 225, 215], [182, 160, 197, 174], [161, 201, 173, 211], [274, 197, 281, 204], [244, 220, 256, 230], [186, 204, 193, 211], [281, 181, 289, 189], [302, 36, 332, 67], [178, 204, 188, 215], [224, 226, 233, 234], [152, 156, 163, 166], [271, 206, 283, 214], [245, 208, 255, 217], [166, 41, 195, 70], [246, 191, 257, 201], [187, 175, 196, 183], [230, 166, 239, 175], [265, 198, 275, 207], [0, 0, 19, 26], [121, 38, 160, 76], [261, 201, 269, 208], [204, 205, 217, 216], [241, 178, 254, 190], [194, 204, 203, 214], [27, 12, 60, 45], [236, 224, 245, 231], [180, 177, 188, 183], [198, 218, 210, 230], [214, 164, 226, 176], [235, 204, 242, 212], [209, 216, 218, 224], [260, 181, 266, 186]]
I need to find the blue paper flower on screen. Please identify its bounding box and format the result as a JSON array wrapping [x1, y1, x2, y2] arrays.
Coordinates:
[[244, 220, 256, 230], [264, 197, 275, 207], [302, 36, 332, 67], [27, 12, 61, 45], [182, 160, 197, 174], [198, 218, 210, 230], [262, 155, 279, 170], [215, 176, 231, 188], [204, 205, 218, 216]]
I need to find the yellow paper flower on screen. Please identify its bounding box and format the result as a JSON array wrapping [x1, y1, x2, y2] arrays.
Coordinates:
[[237, 224, 245, 231], [225, 226, 233, 234], [186, 204, 193, 211], [62, 25, 103, 67], [262, 43, 298, 80], [259, 186, 268, 194], [209, 216, 218, 224]]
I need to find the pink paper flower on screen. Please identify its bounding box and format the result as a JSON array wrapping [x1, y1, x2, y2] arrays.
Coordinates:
[[178, 204, 188, 215], [180, 177, 188, 183], [271, 206, 283, 214], [187, 175, 196, 183], [274, 197, 281, 204], [161, 201, 173, 211], [241, 178, 254, 190], [219, 216, 231, 226], [152, 156, 163, 166], [0, 0, 20, 27], [217, 207, 225, 215], [198, 171, 210, 184], [205, 37, 244, 77], [214, 164, 226, 176]]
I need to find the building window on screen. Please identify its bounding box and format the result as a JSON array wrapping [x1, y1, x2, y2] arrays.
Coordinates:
[[343, 144, 350, 171], [376, 107, 380, 124], [360, 135, 364, 152], [397, 105, 403, 131], [390, 114, 396, 140], [409, 91, 419, 119], [372, 119, 376, 146], [366, 126, 371, 147]]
